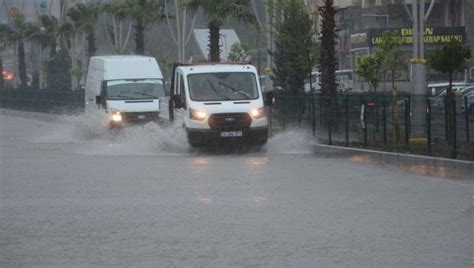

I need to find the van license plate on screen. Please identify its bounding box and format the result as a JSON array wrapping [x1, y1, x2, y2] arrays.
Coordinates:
[[220, 131, 243, 137]]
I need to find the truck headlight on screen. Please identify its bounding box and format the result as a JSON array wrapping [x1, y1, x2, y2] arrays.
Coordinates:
[[190, 108, 207, 121], [111, 110, 122, 122], [250, 107, 265, 119]]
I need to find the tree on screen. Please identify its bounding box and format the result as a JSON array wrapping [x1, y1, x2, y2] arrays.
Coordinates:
[[164, 0, 199, 61], [185, 0, 257, 62], [63, 9, 87, 90], [0, 15, 37, 88], [429, 40, 472, 145], [103, 3, 133, 54], [272, 0, 314, 96], [355, 52, 383, 93], [378, 30, 403, 145], [119, 0, 164, 55], [228, 42, 251, 62], [318, 0, 337, 96], [29, 15, 72, 91], [37, 15, 62, 58], [66, 2, 102, 59]]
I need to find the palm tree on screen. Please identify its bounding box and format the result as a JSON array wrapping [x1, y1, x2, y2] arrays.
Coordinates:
[[119, 0, 164, 55], [66, 2, 102, 59], [185, 0, 257, 62], [37, 15, 62, 58], [29, 15, 62, 88], [0, 15, 38, 88], [102, 3, 133, 54], [63, 9, 88, 90]]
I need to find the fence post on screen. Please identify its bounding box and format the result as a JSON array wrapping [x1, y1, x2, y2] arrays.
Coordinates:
[[328, 95, 332, 145], [363, 104, 368, 147], [283, 97, 288, 130], [452, 99, 457, 158], [426, 97, 432, 156], [465, 96, 470, 143], [383, 94, 387, 147], [312, 95, 316, 137], [404, 99, 410, 151], [444, 95, 448, 141], [298, 98, 302, 128], [345, 95, 349, 147]]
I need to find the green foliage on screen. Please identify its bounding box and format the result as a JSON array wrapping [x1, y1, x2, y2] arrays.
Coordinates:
[[272, 0, 315, 96], [185, 0, 257, 62], [66, 2, 102, 57], [355, 51, 383, 91], [0, 15, 39, 88], [153, 49, 174, 85], [429, 40, 471, 75], [429, 40, 471, 147], [118, 0, 164, 55], [36, 15, 61, 52], [228, 42, 251, 62], [377, 30, 403, 145], [47, 49, 71, 91]]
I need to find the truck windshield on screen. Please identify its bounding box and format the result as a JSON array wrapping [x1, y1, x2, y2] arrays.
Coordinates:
[[107, 79, 165, 100], [187, 72, 259, 101]]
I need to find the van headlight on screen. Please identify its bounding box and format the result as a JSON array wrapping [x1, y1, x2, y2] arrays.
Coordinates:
[[250, 107, 266, 119], [111, 110, 122, 122], [190, 108, 208, 121]]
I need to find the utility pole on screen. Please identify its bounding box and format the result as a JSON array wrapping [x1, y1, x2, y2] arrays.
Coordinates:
[[265, 0, 274, 93], [409, 0, 434, 137]]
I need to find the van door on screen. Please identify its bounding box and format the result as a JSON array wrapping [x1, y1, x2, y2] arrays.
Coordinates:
[[174, 73, 187, 124]]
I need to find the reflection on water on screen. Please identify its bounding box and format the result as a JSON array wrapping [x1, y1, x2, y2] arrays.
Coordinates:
[[245, 157, 268, 169], [348, 154, 377, 164], [198, 197, 211, 204], [192, 157, 210, 167], [254, 196, 267, 203]]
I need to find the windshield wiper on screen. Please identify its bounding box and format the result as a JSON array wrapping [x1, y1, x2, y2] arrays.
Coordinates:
[[219, 82, 251, 99], [108, 95, 130, 100], [207, 79, 230, 100], [131, 92, 158, 99]]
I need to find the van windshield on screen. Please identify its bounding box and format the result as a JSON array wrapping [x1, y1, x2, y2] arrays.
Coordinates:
[[107, 79, 165, 100], [187, 72, 259, 101]]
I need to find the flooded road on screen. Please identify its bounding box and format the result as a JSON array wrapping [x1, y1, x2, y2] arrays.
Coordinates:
[[0, 109, 472, 267]]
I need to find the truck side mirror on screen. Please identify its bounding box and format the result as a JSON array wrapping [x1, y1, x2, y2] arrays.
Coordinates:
[[264, 91, 274, 106]]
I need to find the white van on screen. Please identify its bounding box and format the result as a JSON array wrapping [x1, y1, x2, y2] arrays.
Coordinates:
[[85, 56, 165, 127], [160, 63, 271, 147]]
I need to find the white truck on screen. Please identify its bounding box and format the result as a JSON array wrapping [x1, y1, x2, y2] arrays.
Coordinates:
[[160, 63, 272, 147], [85, 56, 165, 127]]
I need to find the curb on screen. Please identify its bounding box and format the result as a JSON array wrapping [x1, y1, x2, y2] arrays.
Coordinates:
[[314, 143, 473, 180]]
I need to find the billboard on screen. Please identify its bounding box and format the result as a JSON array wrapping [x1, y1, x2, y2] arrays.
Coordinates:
[[351, 27, 466, 48]]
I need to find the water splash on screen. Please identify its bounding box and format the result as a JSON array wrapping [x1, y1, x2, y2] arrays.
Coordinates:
[[264, 130, 315, 154], [32, 111, 315, 156]]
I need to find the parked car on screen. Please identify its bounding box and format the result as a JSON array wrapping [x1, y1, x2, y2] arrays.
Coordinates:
[[428, 82, 471, 96], [461, 91, 474, 113]]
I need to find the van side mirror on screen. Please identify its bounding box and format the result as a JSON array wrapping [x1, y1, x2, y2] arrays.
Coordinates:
[[173, 94, 182, 109], [264, 91, 274, 106], [95, 95, 101, 105]]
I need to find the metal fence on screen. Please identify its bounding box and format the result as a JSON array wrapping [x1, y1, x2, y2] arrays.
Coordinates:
[[269, 93, 474, 160], [0, 89, 84, 114]]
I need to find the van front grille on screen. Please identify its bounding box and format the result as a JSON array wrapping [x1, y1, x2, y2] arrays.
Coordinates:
[[208, 113, 252, 130], [121, 112, 159, 123]]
